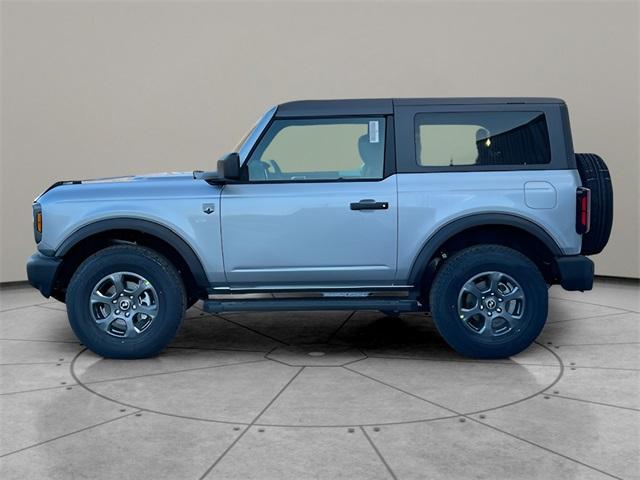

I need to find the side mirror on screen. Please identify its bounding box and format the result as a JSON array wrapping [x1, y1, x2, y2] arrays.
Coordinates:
[[217, 152, 240, 180]]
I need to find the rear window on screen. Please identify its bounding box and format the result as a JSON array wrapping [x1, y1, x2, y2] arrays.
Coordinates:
[[415, 112, 551, 167]]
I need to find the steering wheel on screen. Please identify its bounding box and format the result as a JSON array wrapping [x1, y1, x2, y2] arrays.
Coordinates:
[[267, 159, 283, 176]]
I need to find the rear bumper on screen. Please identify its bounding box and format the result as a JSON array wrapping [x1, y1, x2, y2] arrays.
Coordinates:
[[26, 253, 62, 298], [554, 255, 594, 291]]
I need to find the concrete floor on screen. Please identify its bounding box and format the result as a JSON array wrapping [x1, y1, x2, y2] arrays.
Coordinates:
[[0, 279, 638, 480]]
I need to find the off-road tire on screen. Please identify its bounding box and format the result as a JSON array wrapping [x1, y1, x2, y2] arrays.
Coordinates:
[[66, 245, 186, 359], [429, 245, 548, 359]]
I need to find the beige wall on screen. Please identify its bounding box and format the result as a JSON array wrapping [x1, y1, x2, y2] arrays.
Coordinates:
[[1, 0, 638, 281]]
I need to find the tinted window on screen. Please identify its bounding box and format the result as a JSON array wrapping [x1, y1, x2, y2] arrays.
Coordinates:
[[247, 117, 385, 181], [415, 112, 551, 167]]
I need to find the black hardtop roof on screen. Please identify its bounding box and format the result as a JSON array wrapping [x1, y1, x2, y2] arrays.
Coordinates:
[[275, 97, 565, 117]]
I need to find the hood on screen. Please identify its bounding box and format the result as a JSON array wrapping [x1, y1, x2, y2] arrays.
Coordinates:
[[82, 171, 195, 183], [35, 171, 212, 203]]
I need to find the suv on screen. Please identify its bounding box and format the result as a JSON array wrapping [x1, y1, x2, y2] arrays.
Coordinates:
[[26, 98, 613, 359]]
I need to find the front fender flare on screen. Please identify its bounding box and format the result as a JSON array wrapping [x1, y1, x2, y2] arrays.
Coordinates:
[[54, 218, 209, 289]]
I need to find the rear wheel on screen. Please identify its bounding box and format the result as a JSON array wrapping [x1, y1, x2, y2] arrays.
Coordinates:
[[66, 245, 186, 359], [429, 245, 548, 358]]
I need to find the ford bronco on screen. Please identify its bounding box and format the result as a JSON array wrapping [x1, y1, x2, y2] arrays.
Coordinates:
[[26, 98, 613, 359]]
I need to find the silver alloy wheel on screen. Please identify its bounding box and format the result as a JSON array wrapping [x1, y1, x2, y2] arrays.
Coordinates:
[[89, 272, 159, 338], [457, 271, 526, 339]]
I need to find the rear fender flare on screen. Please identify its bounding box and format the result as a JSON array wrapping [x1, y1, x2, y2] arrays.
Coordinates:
[[407, 213, 562, 285]]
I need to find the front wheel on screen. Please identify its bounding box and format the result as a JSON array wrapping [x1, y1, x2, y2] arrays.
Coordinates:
[[429, 245, 548, 359], [66, 245, 186, 359]]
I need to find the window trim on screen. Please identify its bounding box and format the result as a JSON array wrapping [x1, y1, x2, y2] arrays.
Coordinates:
[[239, 115, 396, 184], [393, 103, 570, 173]]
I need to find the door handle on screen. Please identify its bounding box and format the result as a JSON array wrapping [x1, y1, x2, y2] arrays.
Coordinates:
[[350, 199, 389, 210]]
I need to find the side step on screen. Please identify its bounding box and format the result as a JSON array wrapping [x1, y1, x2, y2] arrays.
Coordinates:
[[202, 297, 421, 313]]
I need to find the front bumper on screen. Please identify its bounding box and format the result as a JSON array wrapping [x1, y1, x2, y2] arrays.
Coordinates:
[[554, 255, 594, 291], [26, 253, 62, 298]]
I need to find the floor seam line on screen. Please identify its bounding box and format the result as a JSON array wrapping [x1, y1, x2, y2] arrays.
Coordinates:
[[80, 359, 269, 386], [365, 354, 560, 368], [213, 313, 290, 346], [251, 366, 305, 424], [546, 311, 632, 324], [459, 342, 565, 417], [468, 418, 625, 480], [0, 384, 79, 396], [545, 393, 640, 412], [555, 341, 640, 347], [548, 296, 638, 313], [166, 345, 270, 354], [0, 410, 142, 459], [343, 365, 459, 415], [325, 311, 356, 344], [196, 366, 305, 479], [0, 302, 56, 313], [360, 426, 398, 480], [557, 365, 640, 372], [34, 304, 68, 313], [0, 361, 72, 366], [0, 338, 80, 344], [69, 349, 270, 427]]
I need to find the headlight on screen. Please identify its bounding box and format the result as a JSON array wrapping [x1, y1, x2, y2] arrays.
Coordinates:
[[33, 203, 42, 243]]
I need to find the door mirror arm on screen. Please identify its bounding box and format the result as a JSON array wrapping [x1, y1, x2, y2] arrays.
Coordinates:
[[194, 152, 241, 184]]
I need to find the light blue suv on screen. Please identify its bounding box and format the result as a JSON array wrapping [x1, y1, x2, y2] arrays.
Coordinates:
[[26, 98, 613, 359]]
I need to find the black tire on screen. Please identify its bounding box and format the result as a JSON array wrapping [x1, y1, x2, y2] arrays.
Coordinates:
[[575, 153, 613, 255], [429, 245, 548, 359], [66, 245, 186, 359]]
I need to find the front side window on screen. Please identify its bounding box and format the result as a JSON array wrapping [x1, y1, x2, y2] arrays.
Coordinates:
[[415, 112, 551, 167], [246, 117, 386, 181]]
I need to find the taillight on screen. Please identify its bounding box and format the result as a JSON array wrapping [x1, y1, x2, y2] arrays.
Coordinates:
[[576, 187, 591, 234], [33, 203, 42, 243]]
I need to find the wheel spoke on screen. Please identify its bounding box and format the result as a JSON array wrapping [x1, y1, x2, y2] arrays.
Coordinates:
[[123, 316, 139, 338], [488, 272, 502, 293], [460, 305, 482, 321], [109, 273, 125, 295], [136, 303, 158, 317], [95, 313, 115, 333], [131, 280, 150, 297], [502, 287, 524, 302], [462, 282, 484, 300], [479, 317, 495, 338], [499, 309, 525, 332], [90, 291, 112, 305]]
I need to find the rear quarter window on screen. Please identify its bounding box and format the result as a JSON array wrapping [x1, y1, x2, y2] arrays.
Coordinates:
[[415, 111, 551, 167]]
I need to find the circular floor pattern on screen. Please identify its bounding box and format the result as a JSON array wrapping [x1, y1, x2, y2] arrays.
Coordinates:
[[71, 310, 562, 427]]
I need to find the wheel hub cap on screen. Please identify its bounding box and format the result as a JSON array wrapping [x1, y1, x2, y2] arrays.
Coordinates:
[[484, 297, 498, 310]]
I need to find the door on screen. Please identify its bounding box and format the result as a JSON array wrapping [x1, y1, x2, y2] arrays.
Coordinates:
[[220, 116, 397, 288]]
